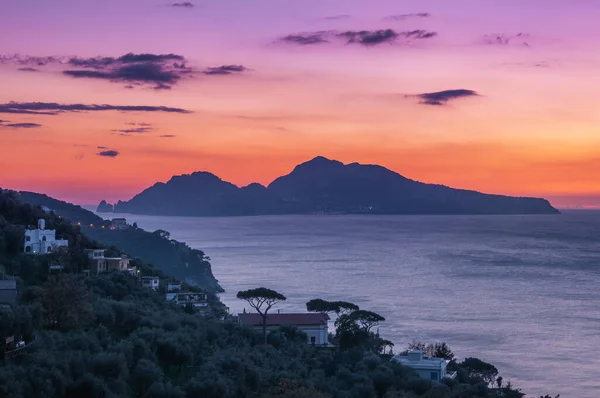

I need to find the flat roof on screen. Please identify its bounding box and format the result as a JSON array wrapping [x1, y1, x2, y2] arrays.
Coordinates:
[[391, 355, 448, 370], [0, 280, 17, 290]]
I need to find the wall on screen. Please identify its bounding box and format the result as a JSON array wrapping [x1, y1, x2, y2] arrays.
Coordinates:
[[24, 229, 68, 254]]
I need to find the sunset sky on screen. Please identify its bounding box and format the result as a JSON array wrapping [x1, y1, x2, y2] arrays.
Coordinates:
[[1, 0, 599, 207]]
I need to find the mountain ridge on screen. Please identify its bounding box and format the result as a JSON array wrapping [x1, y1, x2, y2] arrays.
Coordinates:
[[101, 156, 559, 216]]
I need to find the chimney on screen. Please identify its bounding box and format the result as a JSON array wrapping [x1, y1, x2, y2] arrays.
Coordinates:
[[38, 219, 45, 230]]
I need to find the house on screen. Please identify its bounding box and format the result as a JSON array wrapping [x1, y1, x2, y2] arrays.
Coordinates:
[[141, 276, 160, 291], [0, 280, 17, 307], [110, 218, 128, 230], [85, 249, 133, 274], [391, 350, 454, 381], [237, 313, 330, 346], [167, 283, 181, 292], [166, 292, 208, 308], [24, 219, 68, 255]]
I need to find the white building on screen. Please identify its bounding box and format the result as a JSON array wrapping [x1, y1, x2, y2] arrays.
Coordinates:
[[141, 276, 160, 291], [166, 292, 208, 308], [391, 350, 454, 381], [24, 219, 68, 255], [85, 249, 134, 274], [237, 313, 330, 346]]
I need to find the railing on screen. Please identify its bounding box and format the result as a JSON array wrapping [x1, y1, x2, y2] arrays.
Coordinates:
[[5, 338, 36, 358]]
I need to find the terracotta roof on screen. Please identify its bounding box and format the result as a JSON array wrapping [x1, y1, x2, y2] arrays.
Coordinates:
[[238, 313, 329, 326]]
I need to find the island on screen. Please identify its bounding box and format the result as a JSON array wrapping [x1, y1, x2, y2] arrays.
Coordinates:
[[97, 156, 559, 217]]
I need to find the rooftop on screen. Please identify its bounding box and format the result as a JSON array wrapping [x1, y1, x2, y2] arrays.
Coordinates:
[[391, 350, 448, 370], [0, 280, 17, 290], [238, 313, 330, 326]]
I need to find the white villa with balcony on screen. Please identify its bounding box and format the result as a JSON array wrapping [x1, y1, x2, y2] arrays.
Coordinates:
[[24, 219, 68, 255], [391, 350, 455, 381]]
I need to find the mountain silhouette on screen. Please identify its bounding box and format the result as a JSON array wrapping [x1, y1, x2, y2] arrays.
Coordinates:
[[101, 156, 559, 216]]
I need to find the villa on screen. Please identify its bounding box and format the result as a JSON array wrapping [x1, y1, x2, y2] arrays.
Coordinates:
[[237, 312, 330, 345], [141, 276, 160, 291], [85, 249, 135, 274], [166, 291, 208, 308], [391, 350, 455, 381], [24, 219, 68, 255]]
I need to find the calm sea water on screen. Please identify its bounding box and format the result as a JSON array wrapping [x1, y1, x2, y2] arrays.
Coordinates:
[[108, 211, 600, 397]]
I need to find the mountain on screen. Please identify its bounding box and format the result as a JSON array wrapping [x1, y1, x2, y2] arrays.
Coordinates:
[[106, 156, 559, 216]]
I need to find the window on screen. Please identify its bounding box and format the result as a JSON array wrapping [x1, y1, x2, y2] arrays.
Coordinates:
[[47, 246, 52, 252], [430, 372, 438, 381], [42, 236, 46, 242], [310, 336, 316, 345], [26, 236, 31, 242], [25, 246, 31, 253]]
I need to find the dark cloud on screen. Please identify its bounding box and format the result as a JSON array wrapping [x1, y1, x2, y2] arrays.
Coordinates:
[[126, 122, 152, 126], [171, 2, 194, 7], [339, 29, 436, 46], [112, 127, 153, 134], [153, 83, 172, 90], [64, 63, 182, 89], [383, 13, 430, 21], [97, 150, 119, 158], [324, 14, 350, 20], [278, 32, 331, 45], [279, 29, 437, 47], [0, 122, 42, 129], [0, 102, 191, 115], [63, 53, 192, 89], [97, 146, 108, 149], [413, 89, 479, 106], [17, 67, 40, 72], [159, 134, 176, 138], [0, 54, 64, 66], [68, 53, 184, 68], [482, 33, 531, 47], [338, 29, 399, 45], [202, 65, 250, 75]]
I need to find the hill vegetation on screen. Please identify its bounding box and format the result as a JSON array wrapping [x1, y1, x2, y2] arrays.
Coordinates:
[[17, 191, 222, 292], [0, 188, 558, 398], [100, 156, 559, 217]]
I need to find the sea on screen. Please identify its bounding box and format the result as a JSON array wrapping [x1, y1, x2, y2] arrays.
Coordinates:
[[105, 211, 600, 397]]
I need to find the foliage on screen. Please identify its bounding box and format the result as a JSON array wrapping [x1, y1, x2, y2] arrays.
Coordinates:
[[405, 341, 455, 361], [306, 299, 359, 315], [237, 287, 287, 343], [459, 357, 499, 385], [0, 188, 549, 398], [42, 274, 94, 331]]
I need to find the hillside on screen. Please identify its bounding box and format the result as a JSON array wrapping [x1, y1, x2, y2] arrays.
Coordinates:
[[104, 156, 559, 216], [17, 191, 223, 292], [0, 188, 555, 398]]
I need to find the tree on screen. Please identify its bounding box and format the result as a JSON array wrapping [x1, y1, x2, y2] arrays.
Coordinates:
[[306, 299, 359, 315], [153, 230, 171, 240], [237, 287, 286, 344], [346, 310, 385, 333], [42, 274, 94, 331], [334, 309, 385, 350], [459, 357, 499, 385]]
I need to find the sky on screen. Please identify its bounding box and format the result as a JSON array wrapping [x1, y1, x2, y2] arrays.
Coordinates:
[[1, 0, 599, 208]]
